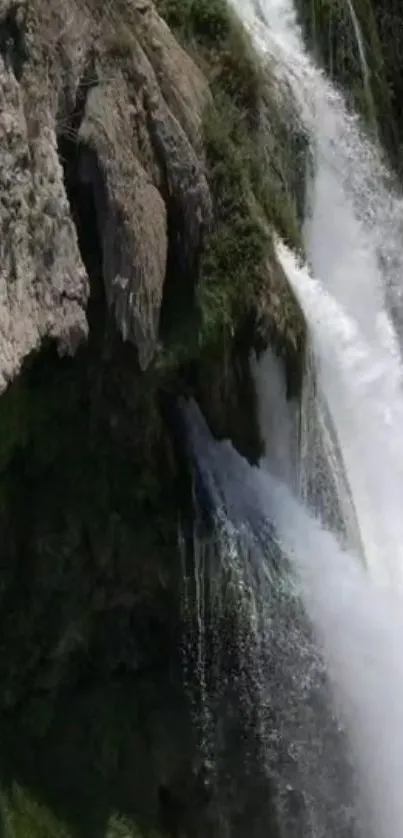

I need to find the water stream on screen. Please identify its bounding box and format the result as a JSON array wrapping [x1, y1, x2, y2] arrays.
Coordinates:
[[182, 396, 403, 838], [230, 0, 403, 587], [184, 1, 403, 836], [230, 0, 403, 343]]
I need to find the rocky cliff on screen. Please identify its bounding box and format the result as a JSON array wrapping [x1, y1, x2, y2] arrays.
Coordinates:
[[0, 0, 307, 835]]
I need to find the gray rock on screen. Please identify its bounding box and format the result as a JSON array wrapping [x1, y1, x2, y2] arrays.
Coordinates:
[[0, 36, 88, 391], [0, 0, 213, 382]]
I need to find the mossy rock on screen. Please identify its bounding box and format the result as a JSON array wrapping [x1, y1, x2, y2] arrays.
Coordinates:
[[157, 0, 307, 382]]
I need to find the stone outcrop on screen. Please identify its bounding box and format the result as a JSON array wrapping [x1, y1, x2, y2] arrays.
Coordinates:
[[0, 0, 88, 392], [0, 0, 212, 378]]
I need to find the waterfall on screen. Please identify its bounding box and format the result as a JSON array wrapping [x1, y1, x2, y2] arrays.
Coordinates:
[[275, 241, 403, 590], [297, 346, 362, 553], [181, 398, 403, 838], [182, 399, 360, 838], [229, 0, 403, 342], [181, 1, 403, 836], [227, 0, 403, 589], [251, 348, 299, 489]]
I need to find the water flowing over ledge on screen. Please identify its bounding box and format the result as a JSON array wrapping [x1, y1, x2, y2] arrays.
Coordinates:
[[181, 390, 403, 838], [184, 1, 403, 836]]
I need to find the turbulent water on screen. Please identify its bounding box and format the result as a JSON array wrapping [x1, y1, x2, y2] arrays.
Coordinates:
[[184, 1, 403, 836], [237, 0, 403, 590], [275, 242, 403, 590], [183, 397, 403, 838], [230, 0, 403, 338], [182, 399, 360, 837], [229, 0, 403, 586]]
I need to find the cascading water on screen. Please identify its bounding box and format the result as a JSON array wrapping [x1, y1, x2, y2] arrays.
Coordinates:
[[182, 398, 403, 838], [229, 0, 403, 589], [182, 400, 361, 838], [226, 0, 403, 583], [275, 241, 403, 589], [181, 1, 403, 836], [250, 348, 298, 489], [230, 0, 403, 345]]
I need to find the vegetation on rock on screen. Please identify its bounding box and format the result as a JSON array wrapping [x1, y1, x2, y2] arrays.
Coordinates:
[[156, 0, 306, 363]]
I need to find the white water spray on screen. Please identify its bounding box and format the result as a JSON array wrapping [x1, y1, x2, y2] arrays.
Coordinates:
[[276, 241, 403, 592], [230, 0, 403, 582], [183, 398, 403, 838], [221, 0, 403, 835], [230, 0, 403, 343], [263, 469, 403, 838]]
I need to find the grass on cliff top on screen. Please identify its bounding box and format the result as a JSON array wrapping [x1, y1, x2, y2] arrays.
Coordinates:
[[156, 0, 263, 116], [156, 0, 305, 351]]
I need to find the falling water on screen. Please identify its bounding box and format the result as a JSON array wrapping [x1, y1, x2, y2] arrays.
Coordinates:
[[298, 347, 363, 552], [274, 241, 403, 591], [181, 398, 403, 838], [230, 0, 403, 342], [182, 399, 360, 837], [257, 462, 403, 838], [182, 0, 403, 836], [227, 0, 403, 583]]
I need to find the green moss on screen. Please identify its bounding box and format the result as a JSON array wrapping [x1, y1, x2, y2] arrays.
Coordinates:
[[156, 0, 306, 361], [155, 0, 231, 44], [196, 105, 264, 337], [106, 815, 158, 838]]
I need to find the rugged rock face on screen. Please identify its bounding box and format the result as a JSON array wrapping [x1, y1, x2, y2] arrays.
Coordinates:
[[0, 0, 307, 835], [0, 0, 88, 391], [0, 0, 213, 376]]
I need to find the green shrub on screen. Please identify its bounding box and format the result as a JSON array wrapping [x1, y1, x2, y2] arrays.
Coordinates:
[[196, 104, 266, 340]]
